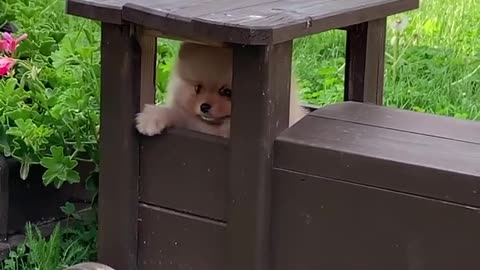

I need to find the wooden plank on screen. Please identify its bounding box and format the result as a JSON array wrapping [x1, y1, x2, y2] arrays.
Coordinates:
[[274, 115, 480, 207], [139, 129, 228, 221], [66, 0, 125, 24], [138, 203, 226, 270], [97, 23, 140, 270], [122, 3, 273, 45], [137, 27, 157, 106], [272, 169, 480, 270], [3, 159, 90, 234], [118, 0, 418, 45], [67, 0, 418, 44], [312, 102, 480, 144], [195, 0, 368, 25], [0, 157, 8, 241], [227, 41, 292, 270], [171, 0, 279, 18], [143, 29, 227, 47], [269, 0, 412, 43], [344, 18, 387, 104], [129, 0, 236, 14]]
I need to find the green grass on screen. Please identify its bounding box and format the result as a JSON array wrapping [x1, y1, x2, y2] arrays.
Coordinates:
[[1, 210, 97, 270], [294, 0, 480, 120]]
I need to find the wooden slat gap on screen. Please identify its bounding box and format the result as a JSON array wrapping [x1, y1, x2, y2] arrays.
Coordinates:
[[139, 202, 227, 227]]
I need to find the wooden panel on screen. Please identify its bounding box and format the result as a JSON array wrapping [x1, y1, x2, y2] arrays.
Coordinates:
[[97, 23, 140, 270], [140, 128, 228, 221], [272, 169, 480, 270], [124, 0, 417, 45], [67, 0, 418, 45], [137, 27, 157, 106], [138, 203, 226, 270], [275, 115, 480, 207], [121, 3, 272, 45], [227, 42, 292, 270], [344, 19, 386, 105], [312, 101, 480, 144], [0, 157, 8, 241], [66, 0, 125, 24], [3, 159, 90, 235]]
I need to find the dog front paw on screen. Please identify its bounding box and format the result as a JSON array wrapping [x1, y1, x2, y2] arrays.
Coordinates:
[[136, 104, 170, 136]]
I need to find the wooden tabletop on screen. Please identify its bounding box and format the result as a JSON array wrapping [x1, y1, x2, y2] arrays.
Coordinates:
[[67, 0, 418, 44]]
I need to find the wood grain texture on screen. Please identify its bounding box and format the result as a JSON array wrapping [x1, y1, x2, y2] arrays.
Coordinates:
[[66, 0, 125, 24], [67, 0, 418, 44], [137, 27, 157, 106], [345, 19, 387, 104], [139, 128, 228, 221], [275, 103, 480, 207], [97, 23, 140, 270], [312, 101, 480, 144], [272, 170, 480, 270], [227, 41, 292, 270], [138, 203, 226, 270]]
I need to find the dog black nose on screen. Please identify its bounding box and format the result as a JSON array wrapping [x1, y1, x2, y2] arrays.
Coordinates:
[[200, 103, 211, 113]]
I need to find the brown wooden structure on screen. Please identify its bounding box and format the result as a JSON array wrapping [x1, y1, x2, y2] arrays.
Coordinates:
[[62, 0, 476, 270], [274, 102, 480, 270]]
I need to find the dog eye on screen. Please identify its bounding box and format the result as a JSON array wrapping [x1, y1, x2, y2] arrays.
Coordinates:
[[194, 84, 202, 94], [219, 87, 231, 98]]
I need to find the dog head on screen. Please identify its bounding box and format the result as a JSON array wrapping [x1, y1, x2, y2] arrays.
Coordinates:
[[170, 42, 233, 126]]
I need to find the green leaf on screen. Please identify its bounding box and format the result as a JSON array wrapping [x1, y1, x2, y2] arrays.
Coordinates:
[[19, 155, 31, 180], [51, 31, 66, 44], [60, 202, 76, 216], [40, 146, 79, 187], [65, 169, 80, 184], [39, 37, 58, 56]]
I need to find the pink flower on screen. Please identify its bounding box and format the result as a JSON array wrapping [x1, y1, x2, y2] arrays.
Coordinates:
[[0, 32, 27, 55], [0, 57, 16, 76]]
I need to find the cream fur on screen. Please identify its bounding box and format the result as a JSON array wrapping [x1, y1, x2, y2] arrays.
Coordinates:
[[65, 262, 115, 270], [136, 42, 307, 138]]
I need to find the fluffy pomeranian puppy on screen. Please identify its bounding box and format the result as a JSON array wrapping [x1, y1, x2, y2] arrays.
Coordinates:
[[136, 42, 307, 138], [65, 262, 115, 270]]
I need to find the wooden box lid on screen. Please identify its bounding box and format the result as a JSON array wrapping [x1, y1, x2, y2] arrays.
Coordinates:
[[66, 0, 418, 44], [274, 102, 480, 207]]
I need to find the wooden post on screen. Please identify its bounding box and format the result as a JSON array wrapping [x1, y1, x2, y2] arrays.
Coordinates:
[[227, 41, 293, 270], [98, 22, 141, 270], [137, 27, 157, 106], [0, 156, 8, 241], [344, 18, 387, 105]]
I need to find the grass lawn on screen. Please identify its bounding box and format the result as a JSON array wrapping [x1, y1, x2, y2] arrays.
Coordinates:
[[294, 0, 480, 120]]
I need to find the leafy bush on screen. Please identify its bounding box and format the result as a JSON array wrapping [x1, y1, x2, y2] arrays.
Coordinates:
[[0, 0, 101, 187], [0, 0, 176, 187]]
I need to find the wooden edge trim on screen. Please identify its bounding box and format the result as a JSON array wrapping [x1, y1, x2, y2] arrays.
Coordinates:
[[66, 0, 123, 25]]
